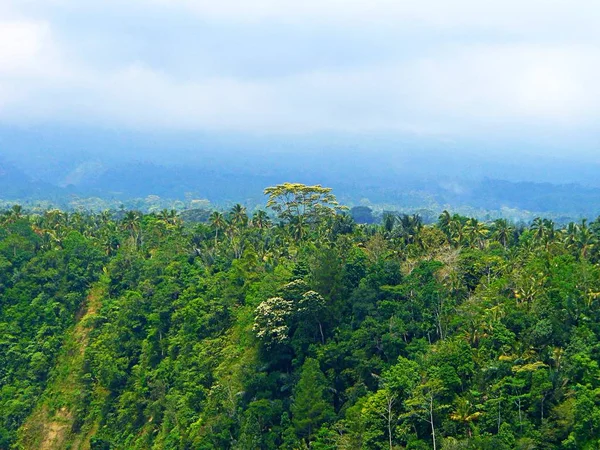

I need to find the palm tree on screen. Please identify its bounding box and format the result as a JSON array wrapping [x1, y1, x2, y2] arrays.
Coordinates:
[[229, 204, 248, 228], [577, 219, 597, 259], [209, 211, 226, 247], [449, 217, 465, 247], [397, 214, 423, 245], [438, 210, 452, 240], [544, 219, 556, 247], [530, 218, 557, 250], [44, 209, 66, 230], [331, 213, 355, 237], [563, 222, 579, 251], [289, 216, 306, 242], [1, 204, 23, 225], [450, 397, 482, 438], [10, 204, 22, 221], [382, 212, 396, 235], [158, 209, 181, 229], [492, 218, 513, 247], [29, 214, 46, 236], [475, 219, 489, 249], [251, 210, 271, 229], [530, 217, 547, 246], [122, 211, 142, 249], [99, 210, 113, 224], [464, 218, 488, 249], [100, 222, 120, 256]]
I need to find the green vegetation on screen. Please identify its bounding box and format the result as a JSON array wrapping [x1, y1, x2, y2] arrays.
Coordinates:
[[2, 184, 600, 449]]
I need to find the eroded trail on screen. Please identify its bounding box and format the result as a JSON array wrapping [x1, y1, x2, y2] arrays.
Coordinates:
[[18, 285, 104, 450]]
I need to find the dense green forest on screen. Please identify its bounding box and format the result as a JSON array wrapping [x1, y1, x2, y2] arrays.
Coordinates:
[[2, 183, 600, 449]]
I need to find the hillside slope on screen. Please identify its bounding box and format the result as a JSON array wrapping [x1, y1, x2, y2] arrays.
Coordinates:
[[18, 286, 105, 450], [2, 193, 600, 449]]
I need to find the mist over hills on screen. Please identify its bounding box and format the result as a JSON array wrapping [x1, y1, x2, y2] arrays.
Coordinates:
[[1, 126, 600, 220]]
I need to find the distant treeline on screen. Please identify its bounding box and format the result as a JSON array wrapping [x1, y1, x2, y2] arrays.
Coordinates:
[[3, 157, 600, 220]]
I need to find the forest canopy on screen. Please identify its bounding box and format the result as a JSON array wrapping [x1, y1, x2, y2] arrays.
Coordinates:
[[1, 184, 600, 449]]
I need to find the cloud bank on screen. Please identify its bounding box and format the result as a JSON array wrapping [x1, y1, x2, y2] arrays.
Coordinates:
[[0, 0, 599, 137]]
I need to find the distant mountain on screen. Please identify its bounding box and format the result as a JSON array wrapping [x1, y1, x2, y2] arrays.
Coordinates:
[[0, 159, 61, 200], [442, 179, 600, 217], [2, 126, 600, 219], [1, 156, 599, 221]]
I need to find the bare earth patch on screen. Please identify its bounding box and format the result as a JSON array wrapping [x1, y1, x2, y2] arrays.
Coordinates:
[[18, 286, 104, 450]]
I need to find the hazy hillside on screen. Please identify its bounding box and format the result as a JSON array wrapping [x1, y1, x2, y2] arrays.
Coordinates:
[[2, 153, 600, 221]]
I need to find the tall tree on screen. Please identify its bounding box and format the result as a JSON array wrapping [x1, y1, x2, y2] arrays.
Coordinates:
[[251, 210, 271, 229], [291, 358, 334, 444], [264, 183, 343, 240], [492, 218, 513, 247], [209, 211, 226, 247]]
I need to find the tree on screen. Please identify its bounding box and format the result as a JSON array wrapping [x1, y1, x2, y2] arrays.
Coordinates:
[[382, 212, 396, 235], [209, 211, 226, 247], [492, 218, 513, 247], [576, 219, 597, 259], [404, 377, 446, 450], [438, 210, 452, 238], [449, 396, 482, 438], [121, 211, 142, 249], [363, 357, 419, 450], [397, 214, 423, 246], [448, 215, 466, 247], [297, 290, 327, 344], [264, 183, 343, 240], [253, 297, 294, 347], [158, 209, 180, 229], [251, 210, 271, 229], [351, 206, 375, 224], [229, 204, 248, 228], [291, 358, 334, 444], [464, 218, 488, 249]]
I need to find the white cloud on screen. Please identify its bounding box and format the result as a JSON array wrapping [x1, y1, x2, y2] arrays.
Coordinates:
[[0, 19, 70, 115], [0, 21, 52, 75], [0, 1, 599, 136], [413, 44, 600, 124], [149, 0, 598, 37], [11, 42, 596, 133]]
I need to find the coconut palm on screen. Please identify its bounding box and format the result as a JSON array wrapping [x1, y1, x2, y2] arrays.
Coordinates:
[[530, 217, 547, 246], [229, 204, 248, 228], [438, 210, 452, 240], [10, 204, 22, 221], [563, 222, 579, 251], [450, 396, 482, 438], [122, 211, 142, 249], [397, 214, 423, 245], [209, 211, 227, 247], [251, 210, 271, 229], [464, 218, 488, 249], [449, 217, 465, 247], [577, 219, 597, 259], [382, 212, 396, 235], [492, 218, 513, 247]]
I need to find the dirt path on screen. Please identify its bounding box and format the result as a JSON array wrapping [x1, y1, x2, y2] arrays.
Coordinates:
[[18, 285, 104, 450]]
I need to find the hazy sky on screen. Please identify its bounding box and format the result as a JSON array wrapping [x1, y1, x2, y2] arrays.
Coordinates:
[[1, 1, 599, 149]]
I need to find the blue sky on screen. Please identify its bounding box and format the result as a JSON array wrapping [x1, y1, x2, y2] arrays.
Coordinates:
[[0, 0, 599, 157]]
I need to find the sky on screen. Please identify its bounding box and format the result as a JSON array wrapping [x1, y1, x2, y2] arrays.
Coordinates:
[[0, 0, 599, 160]]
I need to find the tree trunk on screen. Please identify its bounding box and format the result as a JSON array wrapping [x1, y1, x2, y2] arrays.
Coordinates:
[[430, 395, 437, 450], [497, 398, 501, 434], [388, 410, 393, 450], [318, 321, 325, 344]]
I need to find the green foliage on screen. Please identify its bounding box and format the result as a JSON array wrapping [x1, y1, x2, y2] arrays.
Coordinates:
[[291, 358, 334, 444], [1, 194, 600, 449]]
